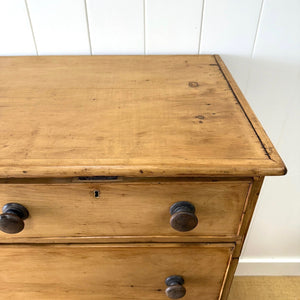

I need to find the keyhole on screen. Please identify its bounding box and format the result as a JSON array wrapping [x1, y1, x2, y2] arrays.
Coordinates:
[[94, 190, 100, 198]]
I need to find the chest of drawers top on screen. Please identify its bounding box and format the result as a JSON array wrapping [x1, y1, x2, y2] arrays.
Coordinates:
[[0, 55, 287, 300], [0, 55, 285, 179]]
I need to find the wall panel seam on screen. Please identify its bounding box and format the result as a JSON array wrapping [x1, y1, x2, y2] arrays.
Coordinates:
[[84, 0, 92, 55], [24, 0, 38, 55], [143, 0, 146, 55], [198, 0, 205, 54], [250, 0, 265, 60], [244, 0, 265, 95]]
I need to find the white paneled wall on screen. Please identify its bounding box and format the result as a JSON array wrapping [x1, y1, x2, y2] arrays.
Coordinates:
[[245, 0, 300, 144], [200, 0, 263, 91], [237, 0, 300, 275], [27, 0, 90, 55], [145, 0, 203, 54], [0, 0, 299, 275], [0, 0, 36, 55], [87, 0, 144, 54]]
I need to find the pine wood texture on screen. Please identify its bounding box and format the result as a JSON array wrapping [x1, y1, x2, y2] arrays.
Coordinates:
[[0, 55, 286, 178], [233, 177, 264, 257], [0, 55, 287, 299], [222, 178, 265, 298], [0, 243, 234, 300], [228, 276, 300, 300], [221, 258, 239, 300], [0, 180, 250, 241]]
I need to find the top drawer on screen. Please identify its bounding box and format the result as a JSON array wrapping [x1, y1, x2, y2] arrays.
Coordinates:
[[0, 179, 251, 242]]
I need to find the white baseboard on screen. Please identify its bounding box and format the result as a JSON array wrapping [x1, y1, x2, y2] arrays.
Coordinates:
[[235, 258, 300, 276]]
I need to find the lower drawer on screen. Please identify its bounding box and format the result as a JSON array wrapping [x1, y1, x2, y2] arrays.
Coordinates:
[[0, 243, 233, 299]]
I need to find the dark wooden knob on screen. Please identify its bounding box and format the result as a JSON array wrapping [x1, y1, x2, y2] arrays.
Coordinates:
[[165, 275, 186, 299], [0, 203, 29, 234], [170, 201, 198, 232]]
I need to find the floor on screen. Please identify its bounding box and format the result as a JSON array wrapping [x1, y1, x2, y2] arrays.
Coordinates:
[[228, 276, 300, 300]]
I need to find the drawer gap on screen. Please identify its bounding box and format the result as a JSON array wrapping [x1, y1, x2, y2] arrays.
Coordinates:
[[74, 176, 119, 182]]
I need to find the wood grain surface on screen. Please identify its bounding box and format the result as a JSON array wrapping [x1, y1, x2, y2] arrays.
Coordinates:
[[0, 55, 287, 300], [0, 243, 234, 300], [0, 55, 285, 178], [0, 180, 250, 240]]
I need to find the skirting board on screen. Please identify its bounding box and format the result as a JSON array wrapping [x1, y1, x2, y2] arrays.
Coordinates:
[[236, 259, 300, 276]]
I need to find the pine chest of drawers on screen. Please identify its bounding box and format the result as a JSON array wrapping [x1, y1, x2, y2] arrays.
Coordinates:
[[0, 55, 286, 299]]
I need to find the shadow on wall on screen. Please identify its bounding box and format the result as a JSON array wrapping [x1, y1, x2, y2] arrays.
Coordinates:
[[221, 54, 300, 147], [222, 54, 300, 261]]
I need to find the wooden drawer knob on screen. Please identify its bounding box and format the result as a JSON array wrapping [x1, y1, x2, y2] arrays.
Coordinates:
[[170, 201, 198, 232], [165, 275, 186, 299], [0, 203, 29, 234]]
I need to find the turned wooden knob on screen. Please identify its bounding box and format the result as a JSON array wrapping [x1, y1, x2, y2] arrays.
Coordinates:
[[0, 203, 29, 234], [165, 275, 186, 299], [170, 201, 198, 232]]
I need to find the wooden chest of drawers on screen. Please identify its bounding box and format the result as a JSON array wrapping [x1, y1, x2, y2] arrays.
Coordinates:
[[0, 55, 286, 299]]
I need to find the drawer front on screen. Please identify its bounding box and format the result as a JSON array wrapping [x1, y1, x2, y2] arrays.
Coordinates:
[[0, 180, 251, 239], [0, 243, 233, 299]]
